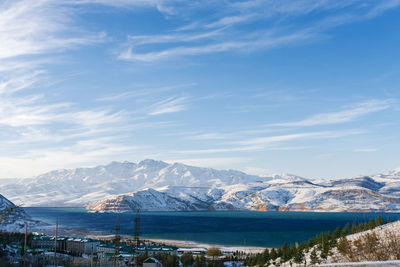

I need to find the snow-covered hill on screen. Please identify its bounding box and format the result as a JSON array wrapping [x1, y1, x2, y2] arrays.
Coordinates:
[[1, 160, 400, 212], [0, 194, 40, 232], [0, 159, 266, 207]]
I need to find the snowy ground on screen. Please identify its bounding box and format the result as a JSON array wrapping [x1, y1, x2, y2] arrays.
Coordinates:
[[318, 260, 400, 266], [299, 221, 400, 266]]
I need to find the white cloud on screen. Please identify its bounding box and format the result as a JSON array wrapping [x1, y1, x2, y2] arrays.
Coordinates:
[[354, 148, 377, 152], [236, 130, 362, 146], [118, 31, 311, 62], [0, 140, 147, 178], [271, 100, 392, 127], [148, 96, 189, 115], [97, 83, 196, 102], [166, 157, 251, 169], [116, 1, 400, 62], [242, 166, 271, 176], [0, 0, 104, 60], [187, 132, 232, 140]]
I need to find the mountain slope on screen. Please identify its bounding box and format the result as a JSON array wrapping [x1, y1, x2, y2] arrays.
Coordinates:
[[0, 194, 37, 232], [0, 159, 268, 207], [86, 171, 400, 213], [1, 160, 400, 213]]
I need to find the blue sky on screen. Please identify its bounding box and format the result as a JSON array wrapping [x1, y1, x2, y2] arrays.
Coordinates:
[[1, 0, 400, 179]]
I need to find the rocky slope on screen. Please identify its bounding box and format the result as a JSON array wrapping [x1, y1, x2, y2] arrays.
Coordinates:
[[0, 159, 266, 207], [1, 160, 400, 212], [86, 174, 400, 213], [0, 194, 39, 232]]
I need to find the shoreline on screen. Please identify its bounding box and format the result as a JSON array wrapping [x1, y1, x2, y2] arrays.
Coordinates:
[[143, 238, 267, 253], [31, 224, 267, 253], [85, 233, 267, 253]]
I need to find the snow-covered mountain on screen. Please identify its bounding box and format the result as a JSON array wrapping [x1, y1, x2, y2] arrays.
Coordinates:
[[0, 194, 38, 232], [1, 160, 400, 212], [0, 159, 266, 207]]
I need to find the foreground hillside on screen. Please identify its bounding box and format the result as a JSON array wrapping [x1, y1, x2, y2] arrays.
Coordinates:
[[1, 160, 400, 212], [243, 217, 400, 266], [303, 220, 400, 266]]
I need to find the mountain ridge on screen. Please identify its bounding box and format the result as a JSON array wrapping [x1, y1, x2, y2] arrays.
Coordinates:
[[1, 159, 400, 213]]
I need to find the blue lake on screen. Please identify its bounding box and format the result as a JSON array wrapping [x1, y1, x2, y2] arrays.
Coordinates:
[[25, 208, 400, 248]]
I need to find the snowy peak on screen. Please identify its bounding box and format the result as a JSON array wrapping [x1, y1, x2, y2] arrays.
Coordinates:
[[0, 160, 271, 207], [2, 161, 400, 213]]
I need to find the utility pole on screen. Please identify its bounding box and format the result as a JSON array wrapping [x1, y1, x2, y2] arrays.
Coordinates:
[[23, 222, 27, 267], [134, 209, 140, 267], [54, 219, 58, 267], [90, 243, 94, 267], [134, 209, 140, 247], [114, 214, 121, 267]]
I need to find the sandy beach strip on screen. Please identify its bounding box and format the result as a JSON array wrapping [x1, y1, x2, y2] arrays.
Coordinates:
[[32, 224, 267, 254]]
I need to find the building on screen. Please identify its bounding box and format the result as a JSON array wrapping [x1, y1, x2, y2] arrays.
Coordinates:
[[97, 243, 116, 255], [177, 248, 207, 256], [143, 257, 163, 267], [31, 236, 67, 251], [66, 238, 100, 255], [97, 244, 177, 260], [136, 245, 177, 256]]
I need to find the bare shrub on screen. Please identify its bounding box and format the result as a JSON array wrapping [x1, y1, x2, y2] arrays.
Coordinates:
[[337, 229, 400, 262]]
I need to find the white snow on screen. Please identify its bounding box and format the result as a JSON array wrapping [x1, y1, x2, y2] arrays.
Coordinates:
[[1, 160, 400, 213]]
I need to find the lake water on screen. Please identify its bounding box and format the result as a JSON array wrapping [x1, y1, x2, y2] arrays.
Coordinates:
[[25, 208, 400, 248]]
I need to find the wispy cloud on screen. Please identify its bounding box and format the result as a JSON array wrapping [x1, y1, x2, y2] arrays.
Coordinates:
[[166, 157, 251, 169], [148, 96, 189, 115], [97, 83, 196, 102], [0, 0, 104, 60], [354, 148, 377, 153], [236, 130, 362, 146], [187, 132, 235, 140], [118, 30, 312, 62], [271, 100, 392, 127], [0, 70, 45, 94], [116, 1, 400, 62], [0, 0, 157, 177]]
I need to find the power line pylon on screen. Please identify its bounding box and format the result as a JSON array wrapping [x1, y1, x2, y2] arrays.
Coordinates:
[[114, 214, 121, 267], [134, 209, 140, 247]]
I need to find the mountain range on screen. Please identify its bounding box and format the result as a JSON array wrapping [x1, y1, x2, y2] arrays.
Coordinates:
[[1, 159, 400, 212]]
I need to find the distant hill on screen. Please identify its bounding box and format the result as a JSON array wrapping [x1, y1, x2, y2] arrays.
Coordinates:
[[1, 160, 400, 212]]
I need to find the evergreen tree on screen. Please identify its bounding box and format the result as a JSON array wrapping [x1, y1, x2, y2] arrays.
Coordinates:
[[376, 215, 383, 226], [269, 248, 277, 260], [181, 253, 194, 267], [293, 248, 304, 264], [342, 223, 350, 236], [351, 221, 357, 234], [281, 242, 291, 262], [387, 216, 391, 224], [310, 248, 320, 265], [368, 218, 376, 230], [331, 226, 341, 246], [256, 254, 264, 266], [277, 247, 282, 258], [262, 248, 270, 263]]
